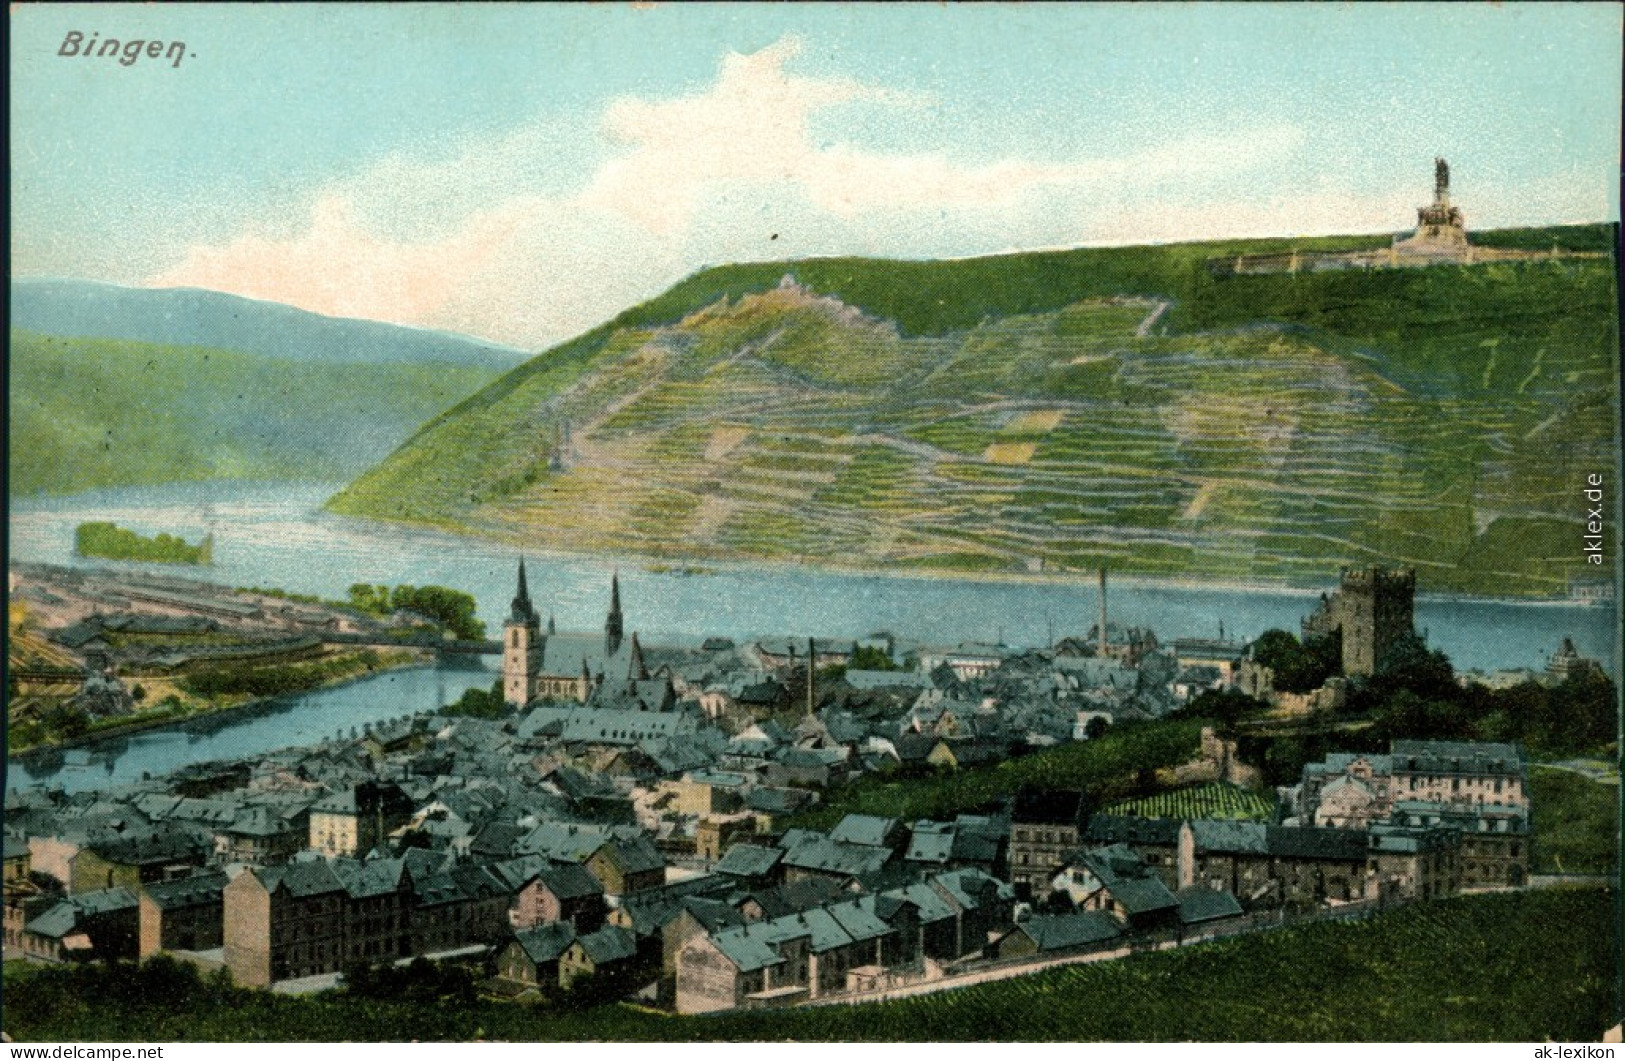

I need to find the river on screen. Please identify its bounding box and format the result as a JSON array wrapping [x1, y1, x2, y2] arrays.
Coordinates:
[[5, 663, 498, 793], [7, 480, 1620, 793]]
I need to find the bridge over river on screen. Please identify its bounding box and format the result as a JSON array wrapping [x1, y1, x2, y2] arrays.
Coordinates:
[[322, 632, 503, 657]]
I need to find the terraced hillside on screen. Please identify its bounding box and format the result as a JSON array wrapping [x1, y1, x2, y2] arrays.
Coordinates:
[[330, 228, 1619, 596]]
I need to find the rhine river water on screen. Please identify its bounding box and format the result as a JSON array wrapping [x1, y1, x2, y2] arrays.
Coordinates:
[[7, 480, 1619, 794]]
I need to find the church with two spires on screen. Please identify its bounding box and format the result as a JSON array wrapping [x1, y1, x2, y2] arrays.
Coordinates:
[[502, 559, 674, 714]]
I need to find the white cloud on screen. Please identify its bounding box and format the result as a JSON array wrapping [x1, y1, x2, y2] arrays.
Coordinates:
[[144, 36, 1324, 348]]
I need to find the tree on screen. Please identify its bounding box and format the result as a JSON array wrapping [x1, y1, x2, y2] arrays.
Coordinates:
[[1250, 629, 1336, 693], [849, 644, 899, 671], [1371, 632, 1456, 701], [1173, 688, 1267, 728], [442, 680, 507, 719]]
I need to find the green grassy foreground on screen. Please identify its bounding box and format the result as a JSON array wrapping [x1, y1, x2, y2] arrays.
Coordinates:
[[1530, 766, 1621, 875], [3, 887, 1614, 1041]]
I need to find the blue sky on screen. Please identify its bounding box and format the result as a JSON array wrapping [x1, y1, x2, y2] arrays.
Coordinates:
[[11, 3, 1621, 347]]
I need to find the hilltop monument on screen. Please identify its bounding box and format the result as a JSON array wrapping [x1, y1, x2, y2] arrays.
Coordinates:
[[1392, 156, 1471, 259], [1221, 157, 1594, 275]]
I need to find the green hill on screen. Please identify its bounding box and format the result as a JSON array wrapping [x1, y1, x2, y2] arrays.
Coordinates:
[[9, 332, 501, 496], [329, 225, 1619, 596]]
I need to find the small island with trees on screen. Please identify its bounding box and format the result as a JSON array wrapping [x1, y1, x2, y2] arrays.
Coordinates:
[[75, 521, 213, 565]]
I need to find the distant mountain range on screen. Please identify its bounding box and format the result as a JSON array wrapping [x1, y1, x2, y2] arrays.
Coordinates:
[[11, 278, 526, 369], [9, 279, 524, 496]]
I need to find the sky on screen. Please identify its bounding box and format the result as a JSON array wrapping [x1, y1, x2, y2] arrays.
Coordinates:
[[10, 2, 1622, 350]]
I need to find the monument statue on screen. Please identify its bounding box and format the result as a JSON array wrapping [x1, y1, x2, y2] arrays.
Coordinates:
[[1435, 156, 1450, 197]]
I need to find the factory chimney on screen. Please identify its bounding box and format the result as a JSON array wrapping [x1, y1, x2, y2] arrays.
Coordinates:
[[807, 637, 817, 718], [1098, 566, 1108, 658]]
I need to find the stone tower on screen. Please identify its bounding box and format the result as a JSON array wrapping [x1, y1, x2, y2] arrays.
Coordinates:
[[1303, 566, 1417, 678], [503, 557, 543, 706], [605, 572, 624, 658]]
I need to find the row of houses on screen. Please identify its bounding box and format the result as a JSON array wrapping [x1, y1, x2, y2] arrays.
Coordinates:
[[1286, 739, 1531, 888], [674, 866, 1012, 1012]]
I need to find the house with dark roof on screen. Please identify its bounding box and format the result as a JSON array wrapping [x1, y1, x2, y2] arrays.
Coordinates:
[[223, 857, 409, 987], [137, 870, 228, 957], [993, 910, 1122, 960], [713, 842, 785, 888], [1388, 799, 1528, 887], [734, 877, 848, 924], [589, 834, 667, 896], [740, 786, 813, 829], [1367, 823, 1462, 901], [929, 867, 1016, 959], [4, 834, 33, 882], [215, 805, 306, 867], [828, 814, 908, 853], [24, 887, 140, 963], [491, 856, 608, 932], [560, 923, 646, 991], [497, 921, 576, 989], [661, 896, 748, 982], [673, 867, 1009, 1014], [1053, 844, 1180, 931], [1008, 788, 1087, 897], [69, 828, 209, 895], [1175, 885, 1244, 928], [779, 834, 893, 890], [675, 919, 789, 1013], [409, 864, 511, 955], [307, 781, 415, 858]]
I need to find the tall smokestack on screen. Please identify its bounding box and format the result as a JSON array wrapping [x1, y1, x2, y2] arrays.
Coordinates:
[[807, 637, 816, 718], [1098, 566, 1108, 658]]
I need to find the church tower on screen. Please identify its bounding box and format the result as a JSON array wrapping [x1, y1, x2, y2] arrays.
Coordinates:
[[504, 558, 544, 706], [605, 572, 624, 658]]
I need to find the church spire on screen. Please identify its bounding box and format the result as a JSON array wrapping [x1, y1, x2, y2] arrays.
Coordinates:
[[605, 572, 624, 657], [510, 557, 538, 625], [628, 632, 648, 681]]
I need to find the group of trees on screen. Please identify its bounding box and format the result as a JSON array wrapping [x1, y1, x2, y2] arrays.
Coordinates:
[[848, 643, 901, 671], [1248, 629, 1341, 693], [1164, 623, 1618, 789], [75, 521, 210, 564], [182, 651, 382, 699], [347, 583, 485, 641], [1216, 627, 1618, 786]]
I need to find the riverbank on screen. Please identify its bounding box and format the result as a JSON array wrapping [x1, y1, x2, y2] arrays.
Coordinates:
[[11, 480, 1613, 677], [6, 647, 428, 759], [326, 503, 1597, 608]]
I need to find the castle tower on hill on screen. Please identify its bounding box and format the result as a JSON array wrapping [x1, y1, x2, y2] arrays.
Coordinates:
[[504, 557, 543, 706], [1302, 566, 1418, 678]]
